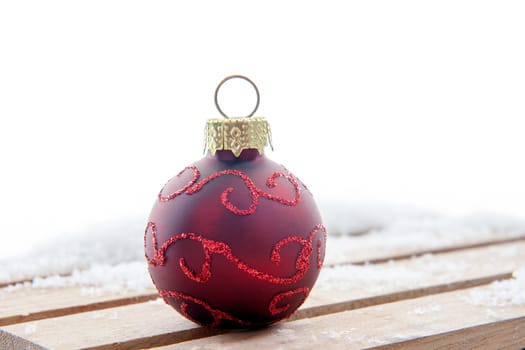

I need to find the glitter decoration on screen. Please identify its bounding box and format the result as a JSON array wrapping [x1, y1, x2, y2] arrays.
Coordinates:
[[157, 166, 201, 201], [269, 287, 310, 316], [158, 166, 301, 216], [160, 286, 312, 327], [160, 289, 252, 327], [317, 238, 324, 269], [145, 222, 326, 285]]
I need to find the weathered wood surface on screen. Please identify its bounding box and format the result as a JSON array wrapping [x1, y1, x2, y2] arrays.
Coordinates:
[[0, 287, 156, 327], [160, 286, 525, 350], [1, 234, 524, 349]]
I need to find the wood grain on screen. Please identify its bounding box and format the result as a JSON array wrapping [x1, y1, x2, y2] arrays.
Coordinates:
[[369, 316, 525, 350], [0, 329, 46, 350], [0, 287, 157, 327], [160, 285, 525, 350]]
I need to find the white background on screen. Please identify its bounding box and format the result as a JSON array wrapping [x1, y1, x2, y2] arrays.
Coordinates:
[[1, 1, 524, 258]]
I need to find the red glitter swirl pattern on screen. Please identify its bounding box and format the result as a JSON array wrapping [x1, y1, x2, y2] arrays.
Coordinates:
[[158, 166, 301, 216], [269, 287, 310, 316], [145, 222, 327, 285], [158, 166, 201, 201], [160, 289, 252, 327]]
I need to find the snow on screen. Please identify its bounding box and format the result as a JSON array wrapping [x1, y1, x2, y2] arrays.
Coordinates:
[[320, 329, 353, 339], [0, 218, 145, 285], [316, 262, 426, 294], [468, 265, 525, 306], [319, 199, 525, 238], [318, 329, 388, 346], [276, 328, 296, 337], [4, 261, 152, 294], [326, 209, 525, 264], [24, 324, 37, 335], [314, 251, 470, 296], [91, 310, 119, 320], [410, 304, 442, 315], [1, 202, 524, 297]]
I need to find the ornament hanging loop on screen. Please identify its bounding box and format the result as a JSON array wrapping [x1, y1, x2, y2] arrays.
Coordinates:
[[214, 75, 260, 119]]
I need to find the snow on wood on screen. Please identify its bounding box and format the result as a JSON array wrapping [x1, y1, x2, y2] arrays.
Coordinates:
[[467, 265, 525, 306], [2, 203, 524, 285]]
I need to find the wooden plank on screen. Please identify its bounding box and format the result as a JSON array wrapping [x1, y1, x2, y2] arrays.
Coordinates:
[[0, 286, 157, 327], [0, 329, 46, 350], [326, 233, 525, 266], [1, 301, 216, 350], [2, 241, 524, 349], [369, 317, 525, 350], [341, 235, 525, 266], [158, 285, 525, 350]]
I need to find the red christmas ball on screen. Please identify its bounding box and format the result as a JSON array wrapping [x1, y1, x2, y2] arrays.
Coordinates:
[[144, 76, 325, 327], [145, 149, 326, 327]]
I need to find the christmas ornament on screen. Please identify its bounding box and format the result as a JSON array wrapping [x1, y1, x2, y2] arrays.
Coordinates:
[[144, 75, 326, 328]]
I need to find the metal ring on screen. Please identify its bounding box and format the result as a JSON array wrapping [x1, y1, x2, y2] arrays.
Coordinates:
[[214, 75, 260, 119]]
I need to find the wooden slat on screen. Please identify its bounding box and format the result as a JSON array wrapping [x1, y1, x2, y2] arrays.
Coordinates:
[[1, 301, 209, 350], [342, 235, 525, 266], [2, 241, 524, 349], [0, 330, 46, 350], [157, 285, 525, 350], [369, 317, 525, 350], [0, 286, 157, 327], [325, 233, 525, 266]]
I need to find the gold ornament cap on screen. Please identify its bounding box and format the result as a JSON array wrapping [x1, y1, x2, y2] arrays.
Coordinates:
[[204, 75, 273, 157], [205, 116, 273, 157]]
